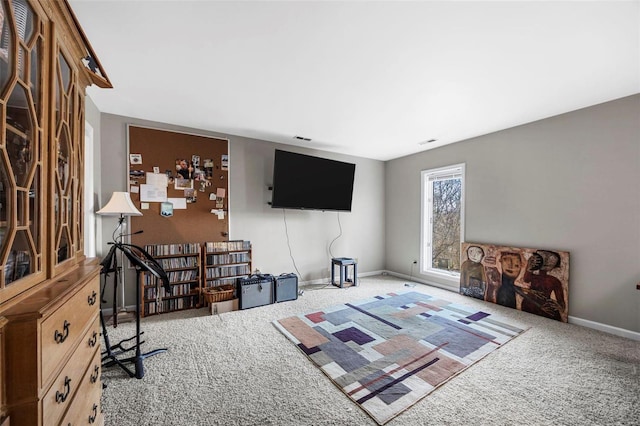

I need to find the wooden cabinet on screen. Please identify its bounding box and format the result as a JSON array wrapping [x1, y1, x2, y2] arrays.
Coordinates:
[[2, 262, 102, 426], [142, 243, 202, 316], [0, 0, 110, 301], [203, 240, 252, 290], [0, 1, 111, 424], [0, 316, 6, 425]]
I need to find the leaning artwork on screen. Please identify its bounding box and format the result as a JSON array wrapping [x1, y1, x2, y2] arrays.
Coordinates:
[[459, 242, 569, 322]]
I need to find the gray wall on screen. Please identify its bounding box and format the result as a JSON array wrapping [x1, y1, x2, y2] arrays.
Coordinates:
[[94, 114, 386, 308], [88, 95, 639, 335], [386, 94, 640, 333]]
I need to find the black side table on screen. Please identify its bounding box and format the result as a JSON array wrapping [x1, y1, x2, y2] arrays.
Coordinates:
[[331, 257, 358, 288]]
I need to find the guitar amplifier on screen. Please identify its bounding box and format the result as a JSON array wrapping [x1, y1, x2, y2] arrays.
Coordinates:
[[239, 275, 274, 310], [274, 273, 298, 302]]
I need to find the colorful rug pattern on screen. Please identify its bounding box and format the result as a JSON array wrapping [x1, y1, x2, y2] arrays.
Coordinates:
[[274, 291, 526, 425]]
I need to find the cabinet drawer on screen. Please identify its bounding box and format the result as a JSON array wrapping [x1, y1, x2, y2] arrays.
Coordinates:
[[60, 349, 102, 426], [40, 277, 99, 385], [42, 316, 99, 426]]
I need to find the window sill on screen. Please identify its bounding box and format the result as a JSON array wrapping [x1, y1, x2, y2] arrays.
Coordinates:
[[420, 269, 460, 290]]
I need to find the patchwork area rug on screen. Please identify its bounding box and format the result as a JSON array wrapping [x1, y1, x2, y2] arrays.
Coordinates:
[[273, 291, 526, 425]]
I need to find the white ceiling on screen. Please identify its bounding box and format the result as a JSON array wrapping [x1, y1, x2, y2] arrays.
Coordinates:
[[69, 0, 640, 161]]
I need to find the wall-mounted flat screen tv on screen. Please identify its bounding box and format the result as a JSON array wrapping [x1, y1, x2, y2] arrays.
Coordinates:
[[271, 149, 356, 212]]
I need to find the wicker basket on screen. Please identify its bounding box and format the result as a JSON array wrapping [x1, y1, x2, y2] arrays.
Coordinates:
[[202, 284, 236, 304]]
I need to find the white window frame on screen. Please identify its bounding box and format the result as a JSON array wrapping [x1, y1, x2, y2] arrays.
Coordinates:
[[420, 163, 465, 285]]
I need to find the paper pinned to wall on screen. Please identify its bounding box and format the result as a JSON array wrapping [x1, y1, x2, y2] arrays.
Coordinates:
[[168, 197, 187, 209], [210, 209, 225, 220], [140, 184, 167, 202], [216, 187, 226, 198], [147, 172, 168, 187], [129, 153, 142, 164]]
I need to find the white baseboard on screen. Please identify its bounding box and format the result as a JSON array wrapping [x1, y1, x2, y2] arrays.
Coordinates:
[[386, 270, 459, 292], [299, 270, 386, 287], [385, 270, 640, 341], [101, 306, 137, 317], [568, 316, 640, 341]]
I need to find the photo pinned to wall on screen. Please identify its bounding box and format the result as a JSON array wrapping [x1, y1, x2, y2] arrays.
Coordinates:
[[153, 166, 160, 174], [198, 180, 208, 192], [129, 153, 142, 165], [175, 158, 185, 174], [176, 158, 194, 179], [215, 196, 224, 209], [203, 158, 214, 177], [129, 169, 145, 178], [191, 154, 200, 168], [175, 177, 193, 190], [185, 188, 197, 203], [160, 201, 174, 217], [221, 154, 228, 170], [165, 169, 175, 185]]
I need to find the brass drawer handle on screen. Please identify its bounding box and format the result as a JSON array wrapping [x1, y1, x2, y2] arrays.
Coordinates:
[[90, 364, 100, 383], [88, 331, 98, 347], [55, 376, 71, 403], [89, 403, 98, 423], [87, 290, 97, 306], [54, 320, 70, 343]]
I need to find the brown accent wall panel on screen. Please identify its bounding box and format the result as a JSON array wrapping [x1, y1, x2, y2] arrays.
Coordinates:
[[128, 126, 229, 247]]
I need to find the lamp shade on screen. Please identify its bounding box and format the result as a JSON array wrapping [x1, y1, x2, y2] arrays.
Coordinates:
[[97, 192, 142, 216]]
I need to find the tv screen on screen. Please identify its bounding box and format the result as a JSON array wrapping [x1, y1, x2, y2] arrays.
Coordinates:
[[271, 149, 356, 211]]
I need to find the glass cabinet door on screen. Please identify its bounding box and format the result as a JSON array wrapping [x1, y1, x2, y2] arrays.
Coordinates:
[[0, 0, 44, 291], [53, 46, 82, 267]]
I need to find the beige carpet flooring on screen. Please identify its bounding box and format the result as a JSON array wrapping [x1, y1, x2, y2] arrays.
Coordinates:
[[100, 275, 640, 425]]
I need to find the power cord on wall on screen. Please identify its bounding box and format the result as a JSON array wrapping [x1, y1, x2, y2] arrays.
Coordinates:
[[282, 209, 303, 280], [305, 212, 345, 291], [405, 260, 417, 288], [328, 211, 342, 259]]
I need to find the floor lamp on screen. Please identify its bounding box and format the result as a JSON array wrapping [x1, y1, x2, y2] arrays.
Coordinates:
[[97, 191, 142, 324]]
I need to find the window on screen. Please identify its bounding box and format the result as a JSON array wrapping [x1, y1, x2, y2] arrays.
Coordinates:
[[421, 164, 465, 281]]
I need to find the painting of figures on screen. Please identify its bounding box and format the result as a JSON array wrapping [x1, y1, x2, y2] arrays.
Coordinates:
[[460, 242, 569, 322]]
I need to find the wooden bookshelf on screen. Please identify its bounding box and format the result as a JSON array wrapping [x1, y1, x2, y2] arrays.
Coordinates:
[[141, 243, 202, 316], [203, 241, 252, 292]]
